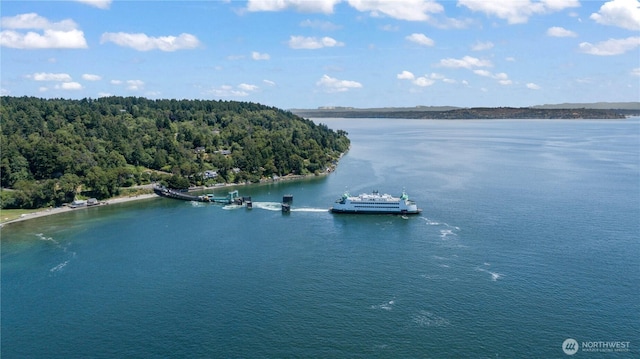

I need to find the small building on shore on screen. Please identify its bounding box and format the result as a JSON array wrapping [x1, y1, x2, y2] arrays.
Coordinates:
[[87, 198, 99, 206], [70, 200, 87, 208]]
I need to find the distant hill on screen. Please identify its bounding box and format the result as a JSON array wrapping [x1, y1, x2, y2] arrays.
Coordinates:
[[532, 102, 640, 110], [291, 105, 460, 113], [291, 103, 639, 119]]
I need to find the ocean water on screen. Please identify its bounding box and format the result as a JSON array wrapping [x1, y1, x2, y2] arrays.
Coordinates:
[[2, 118, 638, 358]]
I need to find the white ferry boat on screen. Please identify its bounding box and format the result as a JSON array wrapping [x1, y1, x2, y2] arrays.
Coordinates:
[[330, 190, 421, 214]]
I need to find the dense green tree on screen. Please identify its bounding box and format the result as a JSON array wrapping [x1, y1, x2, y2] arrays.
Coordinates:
[[1, 96, 350, 208], [57, 173, 81, 203], [166, 174, 190, 189], [85, 166, 119, 199]]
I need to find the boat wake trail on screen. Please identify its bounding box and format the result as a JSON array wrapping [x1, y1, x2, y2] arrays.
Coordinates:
[[370, 299, 396, 311], [412, 310, 451, 327], [421, 217, 461, 240], [252, 202, 282, 211], [50, 260, 69, 273], [222, 204, 243, 210], [36, 232, 60, 245], [233, 202, 329, 213], [476, 263, 503, 281], [36, 233, 76, 274], [291, 208, 330, 213]]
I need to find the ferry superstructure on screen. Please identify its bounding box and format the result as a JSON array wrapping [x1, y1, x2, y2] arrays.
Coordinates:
[[330, 190, 421, 214]]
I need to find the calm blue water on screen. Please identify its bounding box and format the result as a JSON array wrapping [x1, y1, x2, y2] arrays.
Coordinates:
[[2, 119, 639, 358]]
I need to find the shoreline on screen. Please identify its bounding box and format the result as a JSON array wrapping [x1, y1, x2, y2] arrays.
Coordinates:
[[0, 159, 345, 228], [0, 193, 159, 227]]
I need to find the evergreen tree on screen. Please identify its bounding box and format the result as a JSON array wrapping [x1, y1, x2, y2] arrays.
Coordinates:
[[1, 96, 350, 208]]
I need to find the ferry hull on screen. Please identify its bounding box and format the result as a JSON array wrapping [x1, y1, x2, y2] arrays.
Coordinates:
[[330, 190, 422, 215], [330, 207, 422, 215]]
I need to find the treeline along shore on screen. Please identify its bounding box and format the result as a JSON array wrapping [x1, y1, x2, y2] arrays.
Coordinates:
[[291, 104, 639, 119], [0, 96, 350, 210]]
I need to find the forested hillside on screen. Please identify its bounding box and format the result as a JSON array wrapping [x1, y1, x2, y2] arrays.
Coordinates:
[[0, 96, 350, 209]]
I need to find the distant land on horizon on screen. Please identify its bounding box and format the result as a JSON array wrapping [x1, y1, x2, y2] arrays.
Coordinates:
[[291, 102, 640, 120]]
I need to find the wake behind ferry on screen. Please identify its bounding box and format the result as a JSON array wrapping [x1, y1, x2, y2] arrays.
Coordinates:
[[330, 190, 422, 214]]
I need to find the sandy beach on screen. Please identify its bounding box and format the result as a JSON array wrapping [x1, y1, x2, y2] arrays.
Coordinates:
[[0, 164, 341, 228], [0, 193, 159, 227]]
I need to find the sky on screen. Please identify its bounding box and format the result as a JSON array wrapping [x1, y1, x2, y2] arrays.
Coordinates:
[[1, 0, 639, 109]]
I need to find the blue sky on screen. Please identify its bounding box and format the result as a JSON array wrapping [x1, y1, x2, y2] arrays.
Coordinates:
[[1, 0, 639, 109]]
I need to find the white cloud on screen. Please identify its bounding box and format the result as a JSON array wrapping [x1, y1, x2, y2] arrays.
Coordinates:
[[1, 13, 78, 30], [494, 72, 512, 85], [471, 41, 494, 51], [397, 70, 415, 80], [74, 0, 112, 9], [590, 0, 640, 31], [100, 32, 201, 51], [300, 19, 341, 31], [98, 92, 113, 97], [413, 76, 435, 87], [288, 35, 344, 49], [246, 0, 447, 21], [458, 0, 541, 24], [542, 0, 582, 11], [579, 36, 640, 55], [29, 72, 73, 81], [206, 85, 250, 98], [398, 71, 452, 87], [108, 79, 144, 91], [263, 79, 276, 86], [527, 83, 541, 89], [1, 29, 88, 49], [126, 80, 144, 91], [438, 56, 492, 69], [55, 82, 83, 90], [238, 83, 259, 91], [406, 33, 435, 46], [546, 26, 577, 37], [82, 73, 102, 81], [458, 0, 580, 24], [473, 69, 491, 77], [347, 0, 444, 21], [316, 74, 362, 93], [0, 13, 88, 49], [631, 67, 640, 76], [473, 69, 512, 84], [0, 88, 10, 95], [494, 72, 508, 80], [251, 51, 270, 60], [247, 0, 340, 14]]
